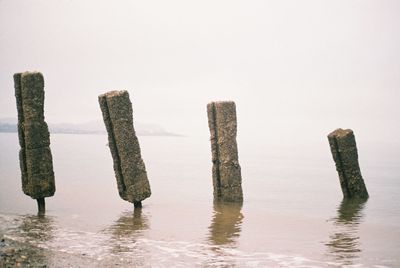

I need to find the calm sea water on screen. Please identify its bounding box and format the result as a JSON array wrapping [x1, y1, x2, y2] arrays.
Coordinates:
[[0, 133, 399, 267]]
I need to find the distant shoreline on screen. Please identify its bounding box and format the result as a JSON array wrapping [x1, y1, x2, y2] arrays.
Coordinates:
[[0, 129, 184, 137], [0, 120, 183, 137]]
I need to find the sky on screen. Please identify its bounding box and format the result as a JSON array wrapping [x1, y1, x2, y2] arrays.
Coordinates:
[[0, 0, 399, 142]]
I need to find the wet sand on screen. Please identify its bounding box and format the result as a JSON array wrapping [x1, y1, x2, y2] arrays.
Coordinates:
[[0, 234, 96, 268], [0, 233, 152, 268]]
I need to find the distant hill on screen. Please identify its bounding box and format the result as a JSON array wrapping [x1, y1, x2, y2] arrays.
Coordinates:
[[0, 118, 181, 136]]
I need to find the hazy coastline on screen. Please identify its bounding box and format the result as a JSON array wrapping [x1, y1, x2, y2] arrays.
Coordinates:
[[0, 118, 182, 137]]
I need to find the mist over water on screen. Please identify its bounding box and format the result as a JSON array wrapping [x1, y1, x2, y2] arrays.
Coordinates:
[[0, 0, 400, 141], [0, 0, 399, 266], [0, 133, 399, 267]]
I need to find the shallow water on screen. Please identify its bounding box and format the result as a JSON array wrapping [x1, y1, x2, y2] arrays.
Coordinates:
[[0, 133, 399, 267]]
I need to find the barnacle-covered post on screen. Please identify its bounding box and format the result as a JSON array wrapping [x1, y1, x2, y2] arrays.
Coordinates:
[[207, 101, 243, 202], [14, 72, 56, 214], [99, 90, 151, 208], [328, 128, 369, 199]]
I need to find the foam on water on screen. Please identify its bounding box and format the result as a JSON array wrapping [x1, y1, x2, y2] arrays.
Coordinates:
[[2, 213, 390, 268]]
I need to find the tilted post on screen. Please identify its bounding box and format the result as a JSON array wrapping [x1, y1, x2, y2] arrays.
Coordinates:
[[328, 128, 369, 199], [99, 90, 151, 208], [207, 101, 243, 202], [14, 72, 56, 214]]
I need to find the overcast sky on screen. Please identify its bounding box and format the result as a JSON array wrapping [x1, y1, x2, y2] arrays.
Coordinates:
[[0, 0, 399, 141]]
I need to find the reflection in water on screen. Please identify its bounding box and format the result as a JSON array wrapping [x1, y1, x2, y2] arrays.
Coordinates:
[[107, 208, 149, 239], [102, 207, 150, 265], [326, 198, 367, 266], [208, 201, 243, 246], [206, 201, 243, 267]]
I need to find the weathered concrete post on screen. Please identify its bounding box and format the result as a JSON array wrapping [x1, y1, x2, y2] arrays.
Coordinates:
[[99, 90, 151, 208], [14, 72, 56, 214], [207, 101, 243, 202], [328, 128, 369, 199]]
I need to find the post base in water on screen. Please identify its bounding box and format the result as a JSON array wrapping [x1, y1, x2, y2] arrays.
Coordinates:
[[134, 201, 142, 208], [36, 198, 45, 214]]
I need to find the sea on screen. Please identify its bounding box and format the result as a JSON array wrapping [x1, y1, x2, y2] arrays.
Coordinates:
[[0, 132, 399, 267]]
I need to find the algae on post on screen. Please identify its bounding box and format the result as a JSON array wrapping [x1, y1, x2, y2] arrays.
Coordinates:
[[207, 101, 243, 202], [99, 90, 151, 207], [14, 72, 55, 212], [328, 128, 369, 199]]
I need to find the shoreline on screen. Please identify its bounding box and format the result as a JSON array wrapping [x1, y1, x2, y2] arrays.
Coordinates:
[[0, 234, 103, 268]]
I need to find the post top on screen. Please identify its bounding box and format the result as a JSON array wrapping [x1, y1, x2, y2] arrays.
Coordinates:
[[207, 100, 236, 107], [99, 90, 128, 98], [22, 71, 43, 77], [14, 71, 43, 78], [328, 128, 354, 138], [22, 71, 42, 74]]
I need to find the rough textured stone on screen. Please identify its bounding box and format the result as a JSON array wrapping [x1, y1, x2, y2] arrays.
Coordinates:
[[328, 128, 369, 199], [14, 72, 55, 199], [207, 101, 243, 202], [99, 90, 151, 204], [23, 122, 50, 149]]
